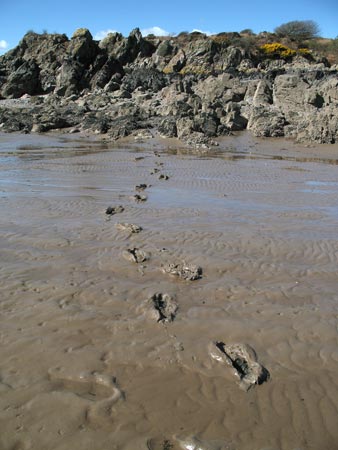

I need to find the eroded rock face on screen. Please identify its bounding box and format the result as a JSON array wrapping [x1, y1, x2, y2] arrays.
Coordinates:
[[209, 342, 270, 391], [247, 106, 287, 137], [90, 57, 124, 90], [67, 28, 98, 65], [122, 68, 167, 93], [1, 60, 42, 98], [1, 28, 337, 144]]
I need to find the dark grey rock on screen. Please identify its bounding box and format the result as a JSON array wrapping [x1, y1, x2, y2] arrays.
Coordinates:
[[158, 117, 177, 137], [122, 68, 167, 93], [1, 28, 338, 145], [1, 60, 41, 98]]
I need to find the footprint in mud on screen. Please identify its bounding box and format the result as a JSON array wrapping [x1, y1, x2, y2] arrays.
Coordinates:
[[147, 437, 178, 450], [147, 435, 231, 450], [105, 205, 125, 216], [123, 247, 150, 263], [158, 174, 170, 180], [162, 262, 202, 281], [48, 367, 124, 426], [10, 441, 32, 450], [115, 223, 143, 233], [130, 194, 148, 202], [209, 342, 270, 391], [139, 293, 178, 323], [135, 183, 149, 191], [175, 435, 233, 450]]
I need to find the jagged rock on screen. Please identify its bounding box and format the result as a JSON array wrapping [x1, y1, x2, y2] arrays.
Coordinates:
[[1, 29, 338, 145], [115, 223, 142, 233], [247, 106, 287, 137], [0, 32, 69, 97], [306, 90, 324, 108], [1, 60, 41, 98], [54, 58, 85, 96], [273, 74, 309, 112], [68, 28, 98, 65], [252, 79, 273, 106], [319, 77, 338, 104], [156, 40, 174, 58], [99, 32, 124, 53], [0, 106, 33, 132], [122, 68, 167, 92], [194, 113, 219, 136], [163, 49, 186, 73], [238, 58, 255, 71], [221, 102, 248, 131], [162, 262, 202, 281], [90, 57, 124, 90], [30, 100, 86, 132], [104, 79, 121, 92], [108, 28, 155, 65], [122, 248, 149, 263], [209, 341, 270, 391], [295, 108, 338, 144], [158, 117, 177, 137], [53, 29, 99, 96], [178, 36, 219, 75], [219, 46, 244, 70], [176, 117, 195, 140], [31, 114, 71, 132]]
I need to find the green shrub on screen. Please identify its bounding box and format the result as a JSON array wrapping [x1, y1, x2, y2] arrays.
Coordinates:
[[274, 20, 320, 42]]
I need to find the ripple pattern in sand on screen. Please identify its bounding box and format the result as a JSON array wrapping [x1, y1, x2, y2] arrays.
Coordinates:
[[1, 135, 338, 450]]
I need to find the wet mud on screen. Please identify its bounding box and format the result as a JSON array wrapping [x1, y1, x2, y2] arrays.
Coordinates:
[[1, 132, 338, 450]]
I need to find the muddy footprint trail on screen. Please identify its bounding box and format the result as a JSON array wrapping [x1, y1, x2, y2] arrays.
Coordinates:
[[1, 133, 338, 450]]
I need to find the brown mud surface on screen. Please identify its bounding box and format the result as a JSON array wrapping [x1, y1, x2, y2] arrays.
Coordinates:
[[1, 131, 338, 450]]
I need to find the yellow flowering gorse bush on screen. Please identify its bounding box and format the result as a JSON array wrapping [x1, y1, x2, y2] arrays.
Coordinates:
[[260, 42, 296, 59]]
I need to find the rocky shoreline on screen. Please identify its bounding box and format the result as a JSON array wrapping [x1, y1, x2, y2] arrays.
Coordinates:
[[1, 28, 338, 146]]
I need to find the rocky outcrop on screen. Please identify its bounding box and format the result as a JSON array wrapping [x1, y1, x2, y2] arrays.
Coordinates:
[[1, 60, 41, 97], [0, 28, 337, 144]]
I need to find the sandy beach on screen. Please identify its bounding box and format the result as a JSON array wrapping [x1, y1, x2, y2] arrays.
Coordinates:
[[1, 131, 338, 450]]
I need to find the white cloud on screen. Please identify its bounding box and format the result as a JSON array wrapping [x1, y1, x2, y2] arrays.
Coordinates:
[[0, 39, 8, 50], [191, 28, 212, 36], [141, 26, 170, 37], [94, 29, 117, 41]]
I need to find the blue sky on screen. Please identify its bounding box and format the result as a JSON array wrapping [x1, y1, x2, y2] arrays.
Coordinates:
[[1, 0, 337, 54]]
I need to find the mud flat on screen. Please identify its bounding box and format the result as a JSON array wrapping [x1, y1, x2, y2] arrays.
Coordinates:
[[1, 131, 338, 450]]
